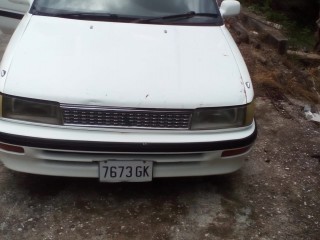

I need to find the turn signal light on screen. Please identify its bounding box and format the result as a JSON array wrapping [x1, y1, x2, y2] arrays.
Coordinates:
[[222, 146, 251, 157], [0, 143, 24, 153]]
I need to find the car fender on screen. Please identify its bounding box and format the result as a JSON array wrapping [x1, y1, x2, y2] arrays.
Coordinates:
[[0, 13, 32, 92]]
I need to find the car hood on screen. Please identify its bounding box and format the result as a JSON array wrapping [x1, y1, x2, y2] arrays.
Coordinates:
[[4, 16, 247, 109]]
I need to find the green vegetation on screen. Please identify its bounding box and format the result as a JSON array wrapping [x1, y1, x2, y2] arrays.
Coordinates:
[[240, 0, 318, 50]]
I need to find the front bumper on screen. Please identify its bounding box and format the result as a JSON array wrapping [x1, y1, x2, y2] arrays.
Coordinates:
[[0, 119, 257, 178]]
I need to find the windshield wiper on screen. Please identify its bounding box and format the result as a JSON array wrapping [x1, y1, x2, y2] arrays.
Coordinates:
[[30, 7, 119, 20], [50, 12, 119, 20], [136, 11, 218, 23]]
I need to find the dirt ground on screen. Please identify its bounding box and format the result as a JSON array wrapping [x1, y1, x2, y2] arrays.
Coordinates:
[[0, 24, 320, 240]]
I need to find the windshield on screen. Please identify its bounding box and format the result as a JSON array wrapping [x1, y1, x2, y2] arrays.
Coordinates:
[[31, 0, 222, 25]]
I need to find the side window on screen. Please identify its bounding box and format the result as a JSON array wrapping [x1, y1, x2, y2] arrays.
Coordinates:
[[0, 0, 28, 32]]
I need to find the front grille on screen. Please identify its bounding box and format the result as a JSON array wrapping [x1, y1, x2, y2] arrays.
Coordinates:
[[61, 104, 192, 130]]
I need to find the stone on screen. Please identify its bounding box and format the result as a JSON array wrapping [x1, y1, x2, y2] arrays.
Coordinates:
[[304, 111, 314, 120], [304, 105, 311, 112]]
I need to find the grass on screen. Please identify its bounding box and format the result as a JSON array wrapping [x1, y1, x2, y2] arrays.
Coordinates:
[[246, 3, 315, 50]]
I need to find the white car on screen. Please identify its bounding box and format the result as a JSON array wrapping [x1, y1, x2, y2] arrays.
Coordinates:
[[0, 0, 256, 182]]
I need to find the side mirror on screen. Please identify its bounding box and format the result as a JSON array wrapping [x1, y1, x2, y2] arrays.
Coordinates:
[[220, 0, 241, 18], [9, 0, 32, 5]]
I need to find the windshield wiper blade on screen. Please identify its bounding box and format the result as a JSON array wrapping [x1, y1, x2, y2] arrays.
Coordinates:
[[31, 9, 119, 20], [136, 11, 218, 23], [53, 12, 119, 19]]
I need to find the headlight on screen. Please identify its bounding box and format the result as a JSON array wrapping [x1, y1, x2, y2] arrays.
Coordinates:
[[0, 94, 62, 125], [191, 102, 254, 130]]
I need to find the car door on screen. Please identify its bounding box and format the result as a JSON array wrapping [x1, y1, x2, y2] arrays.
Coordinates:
[[0, 0, 29, 32]]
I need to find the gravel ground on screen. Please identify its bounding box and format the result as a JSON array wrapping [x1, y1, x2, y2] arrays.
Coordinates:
[[0, 29, 320, 240]]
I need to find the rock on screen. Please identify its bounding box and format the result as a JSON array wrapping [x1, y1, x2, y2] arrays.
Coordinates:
[[311, 113, 320, 123], [304, 105, 320, 122], [304, 105, 312, 112], [305, 111, 314, 120]]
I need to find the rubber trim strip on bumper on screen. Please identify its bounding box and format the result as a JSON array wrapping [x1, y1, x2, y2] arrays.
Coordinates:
[[0, 126, 257, 153], [0, 10, 23, 20]]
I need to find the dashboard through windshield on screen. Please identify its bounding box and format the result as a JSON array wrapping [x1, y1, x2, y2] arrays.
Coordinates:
[[31, 0, 223, 25]]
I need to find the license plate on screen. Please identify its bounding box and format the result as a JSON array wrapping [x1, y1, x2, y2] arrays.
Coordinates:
[[99, 161, 153, 182]]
